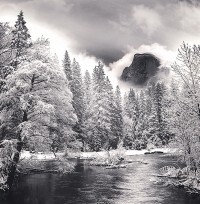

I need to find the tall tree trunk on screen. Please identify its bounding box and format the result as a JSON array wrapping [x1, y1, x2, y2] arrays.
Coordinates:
[[6, 133, 23, 189], [197, 103, 200, 120], [6, 111, 27, 190]]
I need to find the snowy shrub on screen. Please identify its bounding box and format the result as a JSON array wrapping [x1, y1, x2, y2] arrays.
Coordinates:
[[56, 157, 75, 174], [89, 148, 126, 166], [18, 155, 75, 175], [17, 158, 47, 173], [160, 166, 183, 178], [0, 139, 18, 191], [182, 178, 200, 191], [64, 147, 81, 158]]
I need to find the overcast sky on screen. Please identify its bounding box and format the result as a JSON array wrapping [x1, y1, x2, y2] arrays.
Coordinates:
[[0, 0, 200, 87]]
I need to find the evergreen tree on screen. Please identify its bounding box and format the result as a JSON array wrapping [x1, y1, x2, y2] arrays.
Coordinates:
[[0, 23, 14, 94], [143, 82, 170, 146], [112, 85, 123, 147], [134, 90, 148, 149], [145, 83, 161, 146], [105, 76, 116, 149], [89, 62, 111, 151], [83, 70, 92, 103], [82, 70, 93, 150], [11, 11, 31, 69], [123, 88, 139, 149], [63, 50, 72, 88], [71, 58, 85, 147], [154, 83, 164, 141]]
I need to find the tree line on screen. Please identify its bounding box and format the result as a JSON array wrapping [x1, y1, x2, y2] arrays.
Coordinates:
[[63, 51, 173, 152]]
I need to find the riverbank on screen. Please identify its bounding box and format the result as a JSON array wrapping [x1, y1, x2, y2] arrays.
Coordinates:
[[159, 165, 200, 195], [20, 147, 178, 161]]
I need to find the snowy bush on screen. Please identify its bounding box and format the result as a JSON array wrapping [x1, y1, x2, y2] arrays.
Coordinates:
[[0, 139, 18, 191], [18, 156, 75, 174], [89, 148, 126, 166], [160, 166, 183, 178], [64, 147, 81, 158], [56, 157, 75, 174]]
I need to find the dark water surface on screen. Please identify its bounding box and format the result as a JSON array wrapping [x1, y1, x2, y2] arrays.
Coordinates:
[[1, 154, 200, 204]]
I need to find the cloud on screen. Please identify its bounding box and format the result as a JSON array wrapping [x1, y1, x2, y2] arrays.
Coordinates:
[[132, 5, 162, 36], [109, 43, 176, 77], [108, 43, 176, 92], [73, 52, 98, 75], [1, 0, 200, 71], [179, 0, 200, 5]]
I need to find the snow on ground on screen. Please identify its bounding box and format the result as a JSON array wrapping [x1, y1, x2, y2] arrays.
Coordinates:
[[81, 148, 178, 158], [20, 151, 64, 160], [20, 148, 178, 161]]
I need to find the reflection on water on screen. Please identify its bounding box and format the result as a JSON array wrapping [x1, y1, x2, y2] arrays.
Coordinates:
[[1, 154, 200, 204]]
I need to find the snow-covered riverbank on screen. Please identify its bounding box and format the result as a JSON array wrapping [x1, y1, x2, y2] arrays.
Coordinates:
[[20, 148, 178, 161]]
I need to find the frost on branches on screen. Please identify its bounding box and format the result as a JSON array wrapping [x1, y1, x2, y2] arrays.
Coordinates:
[[0, 37, 77, 190], [170, 43, 200, 176]]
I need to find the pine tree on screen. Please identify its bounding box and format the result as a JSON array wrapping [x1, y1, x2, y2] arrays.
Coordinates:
[[84, 70, 92, 103], [123, 88, 139, 149], [143, 82, 170, 147], [71, 58, 85, 147], [82, 70, 93, 150], [153, 82, 170, 145], [88, 62, 111, 151], [63, 50, 72, 88], [11, 11, 31, 69], [145, 83, 161, 146], [105, 76, 116, 149], [0, 23, 13, 67], [112, 85, 123, 147], [135, 90, 148, 149], [0, 23, 15, 94], [154, 83, 164, 141]]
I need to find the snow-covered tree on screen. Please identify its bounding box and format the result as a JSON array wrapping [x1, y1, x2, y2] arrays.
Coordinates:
[[11, 11, 31, 69], [111, 85, 123, 148], [123, 88, 139, 149], [0, 23, 13, 67], [88, 62, 112, 151], [134, 90, 148, 149], [63, 50, 72, 88], [141, 82, 170, 147], [145, 85, 160, 146], [170, 42, 200, 174], [82, 70, 93, 150], [0, 23, 14, 94], [172, 42, 200, 119], [105, 76, 117, 149], [71, 58, 85, 147], [0, 37, 76, 190], [153, 82, 170, 144]]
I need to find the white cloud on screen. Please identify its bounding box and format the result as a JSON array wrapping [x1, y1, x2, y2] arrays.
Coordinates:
[[108, 43, 177, 92], [74, 52, 98, 75], [132, 5, 162, 36], [109, 43, 176, 77]]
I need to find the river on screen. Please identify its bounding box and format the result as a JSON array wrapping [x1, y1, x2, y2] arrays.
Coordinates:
[[1, 154, 200, 204]]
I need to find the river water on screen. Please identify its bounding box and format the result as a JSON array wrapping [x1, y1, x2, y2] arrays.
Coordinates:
[[1, 154, 200, 204]]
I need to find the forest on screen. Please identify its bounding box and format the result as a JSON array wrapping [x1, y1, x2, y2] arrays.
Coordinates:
[[0, 11, 200, 193]]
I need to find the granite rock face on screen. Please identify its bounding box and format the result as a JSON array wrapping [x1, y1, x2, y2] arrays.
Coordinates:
[[121, 53, 161, 86]]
